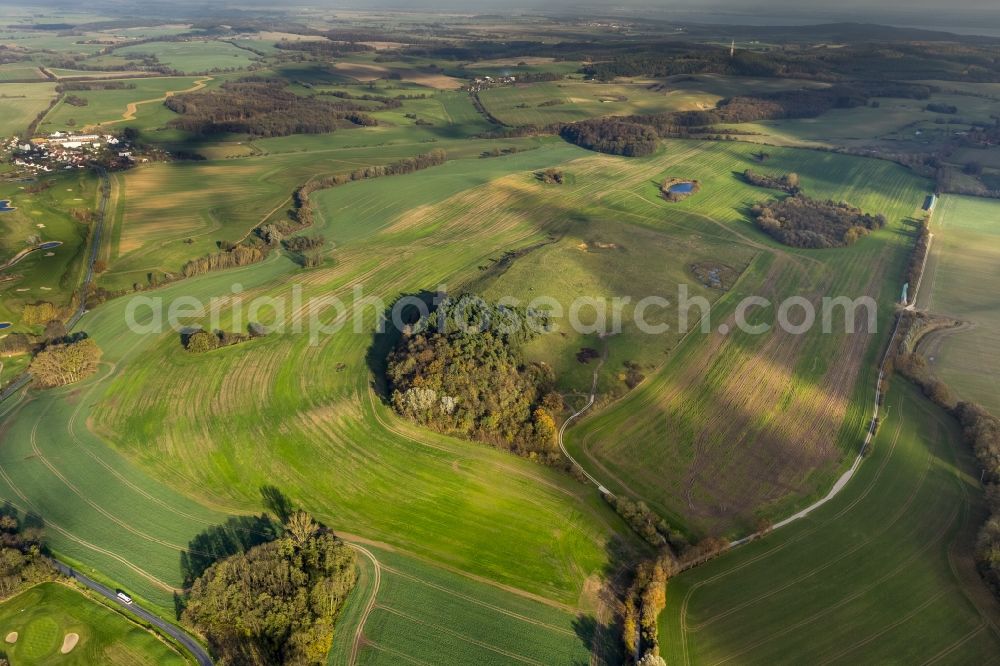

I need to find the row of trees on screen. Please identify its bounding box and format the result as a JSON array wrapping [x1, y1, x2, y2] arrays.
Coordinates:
[[386, 295, 563, 460], [606, 494, 688, 553], [184, 327, 261, 353], [182, 511, 356, 666], [165, 78, 377, 137], [904, 217, 932, 296], [893, 347, 1000, 599], [181, 244, 266, 278], [752, 195, 887, 248]]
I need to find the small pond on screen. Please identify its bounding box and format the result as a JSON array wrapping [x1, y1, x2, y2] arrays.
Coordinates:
[[0, 200, 14, 212], [667, 181, 695, 194], [0, 322, 11, 330], [38, 241, 62, 250]]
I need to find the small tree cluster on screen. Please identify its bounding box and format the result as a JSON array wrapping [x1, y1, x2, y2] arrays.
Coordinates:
[[182, 512, 356, 666], [606, 493, 686, 551], [752, 195, 886, 248], [184, 327, 257, 353], [0, 506, 53, 600], [29, 337, 101, 388], [743, 169, 800, 194], [21, 302, 58, 327]]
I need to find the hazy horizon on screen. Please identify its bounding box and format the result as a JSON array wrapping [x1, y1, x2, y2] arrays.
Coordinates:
[[3, 0, 1000, 37]]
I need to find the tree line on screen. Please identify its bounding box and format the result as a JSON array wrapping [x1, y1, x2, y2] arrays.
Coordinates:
[[182, 244, 266, 278], [743, 169, 800, 194], [904, 216, 932, 295], [893, 316, 1000, 600]]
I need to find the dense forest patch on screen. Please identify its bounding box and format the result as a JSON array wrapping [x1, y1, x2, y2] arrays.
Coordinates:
[[386, 295, 564, 461], [559, 118, 659, 157], [165, 78, 376, 137], [182, 512, 356, 666], [751, 195, 886, 248]]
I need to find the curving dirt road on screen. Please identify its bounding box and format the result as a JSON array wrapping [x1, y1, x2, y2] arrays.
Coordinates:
[[91, 76, 213, 130], [346, 543, 382, 666]]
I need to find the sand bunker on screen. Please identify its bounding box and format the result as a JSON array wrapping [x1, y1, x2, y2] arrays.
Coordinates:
[[5, 631, 17, 643], [60, 632, 79, 654]]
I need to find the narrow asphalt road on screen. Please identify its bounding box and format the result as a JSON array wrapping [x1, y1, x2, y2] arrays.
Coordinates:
[[50, 559, 213, 666]]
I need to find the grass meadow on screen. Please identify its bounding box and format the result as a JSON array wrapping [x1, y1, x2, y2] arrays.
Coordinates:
[[660, 382, 1000, 664], [917, 195, 1000, 414], [113, 40, 258, 73], [0, 81, 58, 136], [477, 75, 829, 127], [0, 171, 98, 326], [0, 582, 189, 664], [39, 76, 208, 134]]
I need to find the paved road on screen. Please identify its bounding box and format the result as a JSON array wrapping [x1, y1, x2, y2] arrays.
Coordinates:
[[50, 559, 213, 666]]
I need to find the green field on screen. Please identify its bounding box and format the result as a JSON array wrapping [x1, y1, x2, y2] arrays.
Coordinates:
[[0, 171, 98, 327], [0, 81, 58, 136], [39, 76, 208, 134], [724, 89, 1000, 150], [917, 195, 1000, 414], [660, 382, 1000, 664], [113, 40, 257, 74], [101, 135, 556, 290], [331, 545, 599, 665], [565, 140, 930, 538], [0, 63, 46, 81], [0, 582, 188, 664], [477, 75, 829, 127]]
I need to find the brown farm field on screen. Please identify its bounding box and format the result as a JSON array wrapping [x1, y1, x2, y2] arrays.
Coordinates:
[[564, 141, 930, 538], [332, 61, 464, 89]]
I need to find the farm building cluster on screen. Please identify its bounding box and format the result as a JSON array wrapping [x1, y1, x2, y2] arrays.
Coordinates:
[[4, 131, 137, 174], [466, 75, 518, 92]]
